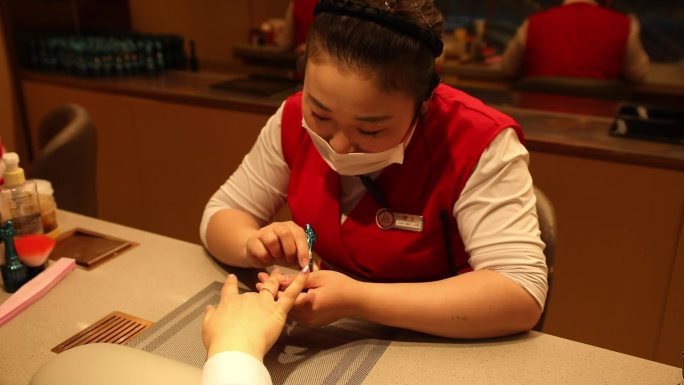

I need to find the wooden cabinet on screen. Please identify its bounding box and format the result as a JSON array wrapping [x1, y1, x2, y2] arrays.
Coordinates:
[[21, 80, 271, 243], [529, 151, 684, 367]]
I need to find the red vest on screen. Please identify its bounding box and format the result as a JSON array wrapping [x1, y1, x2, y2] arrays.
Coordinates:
[[525, 2, 630, 79], [293, 0, 318, 48], [281, 84, 523, 282]]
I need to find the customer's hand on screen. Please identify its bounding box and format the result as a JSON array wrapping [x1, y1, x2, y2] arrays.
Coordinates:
[[202, 267, 309, 361], [245, 221, 310, 269]]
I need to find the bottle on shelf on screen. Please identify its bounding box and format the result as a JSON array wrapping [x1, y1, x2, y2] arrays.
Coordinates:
[[0, 153, 44, 236]]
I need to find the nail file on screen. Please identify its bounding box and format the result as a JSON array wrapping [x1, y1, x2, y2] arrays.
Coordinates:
[[0, 257, 76, 327], [305, 224, 316, 272]]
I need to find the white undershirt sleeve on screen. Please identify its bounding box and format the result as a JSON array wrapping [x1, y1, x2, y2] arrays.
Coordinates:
[[199, 103, 291, 247], [454, 128, 548, 308], [622, 16, 650, 83], [201, 352, 272, 385], [500, 19, 528, 78]]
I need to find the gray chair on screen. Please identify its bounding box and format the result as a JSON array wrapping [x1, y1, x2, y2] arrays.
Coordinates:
[[533, 186, 556, 331], [28, 103, 97, 217], [514, 76, 632, 100]]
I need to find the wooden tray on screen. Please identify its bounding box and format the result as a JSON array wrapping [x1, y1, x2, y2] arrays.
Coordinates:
[[51, 311, 153, 353], [49, 228, 137, 268]]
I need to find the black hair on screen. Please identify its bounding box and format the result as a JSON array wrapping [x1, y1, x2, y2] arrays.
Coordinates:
[[306, 0, 444, 106]]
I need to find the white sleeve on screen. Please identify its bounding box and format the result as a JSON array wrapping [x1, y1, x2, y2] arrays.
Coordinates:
[[201, 352, 272, 385], [500, 20, 528, 78], [199, 102, 291, 247], [277, 1, 295, 51], [622, 16, 650, 83], [454, 128, 548, 308]]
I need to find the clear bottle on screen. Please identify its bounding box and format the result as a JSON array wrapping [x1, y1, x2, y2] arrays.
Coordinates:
[[0, 153, 44, 236]]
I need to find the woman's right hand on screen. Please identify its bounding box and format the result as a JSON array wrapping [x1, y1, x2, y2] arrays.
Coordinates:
[[245, 221, 310, 268]]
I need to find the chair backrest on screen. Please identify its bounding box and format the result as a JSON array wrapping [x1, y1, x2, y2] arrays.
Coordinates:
[[535, 187, 556, 270], [533, 186, 556, 331], [28, 104, 97, 217]]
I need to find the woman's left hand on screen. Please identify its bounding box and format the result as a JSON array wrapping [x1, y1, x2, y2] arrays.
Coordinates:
[[257, 270, 361, 328]]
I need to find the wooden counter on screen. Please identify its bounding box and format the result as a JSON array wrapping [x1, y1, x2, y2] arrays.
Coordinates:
[[17, 70, 684, 368], [21, 70, 683, 170], [441, 59, 684, 103], [21, 70, 286, 115], [0, 211, 680, 385], [503, 106, 684, 170]]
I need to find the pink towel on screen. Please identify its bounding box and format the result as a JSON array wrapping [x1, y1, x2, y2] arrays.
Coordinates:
[[0, 258, 76, 327]]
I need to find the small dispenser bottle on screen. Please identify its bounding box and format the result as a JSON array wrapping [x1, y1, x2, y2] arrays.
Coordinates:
[[0, 153, 44, 236], [0, 220, 28, 293]]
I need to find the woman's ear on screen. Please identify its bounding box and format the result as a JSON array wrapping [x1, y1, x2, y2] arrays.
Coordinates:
[[420, 73, 440, 115], [420, 99, 430, 115]]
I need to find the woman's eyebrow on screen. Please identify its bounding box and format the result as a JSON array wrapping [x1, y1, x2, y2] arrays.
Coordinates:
[[307, 93, 392, 122], [355, 114, 393, 123], [307, 94, 332, 112]]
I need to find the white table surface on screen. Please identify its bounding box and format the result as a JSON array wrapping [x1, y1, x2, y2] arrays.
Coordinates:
[[0, 211, 681, 385]]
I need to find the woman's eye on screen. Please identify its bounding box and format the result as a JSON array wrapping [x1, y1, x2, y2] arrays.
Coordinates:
[[359, 129, 382, 137], [311, 112, 331, 122]]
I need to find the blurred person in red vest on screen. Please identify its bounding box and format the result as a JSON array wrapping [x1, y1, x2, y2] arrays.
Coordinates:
[[279, 0, 319, 54], [501, 0, 650, 82]]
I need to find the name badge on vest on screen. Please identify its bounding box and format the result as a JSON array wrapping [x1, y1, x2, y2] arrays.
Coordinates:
[[376, 208, 424, 232]]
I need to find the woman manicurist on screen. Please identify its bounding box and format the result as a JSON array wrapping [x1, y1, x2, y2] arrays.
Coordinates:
[[201, 0, 547, 339]]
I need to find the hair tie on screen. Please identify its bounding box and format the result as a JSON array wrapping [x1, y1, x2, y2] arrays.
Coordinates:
[[314, 0, 444, 58]]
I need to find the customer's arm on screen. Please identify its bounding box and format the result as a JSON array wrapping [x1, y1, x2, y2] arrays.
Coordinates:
[[622, 16, 650, 83]]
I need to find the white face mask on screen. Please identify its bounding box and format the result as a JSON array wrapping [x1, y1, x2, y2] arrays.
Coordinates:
[[303, 118, 416, 176]]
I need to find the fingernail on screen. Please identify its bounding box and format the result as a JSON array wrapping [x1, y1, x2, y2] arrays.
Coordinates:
[[301, 265, 310, 274], [228, 274, 236, 279]]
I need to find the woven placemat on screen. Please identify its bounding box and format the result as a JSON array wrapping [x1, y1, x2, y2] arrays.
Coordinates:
[[127, 281, 396, 385]]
